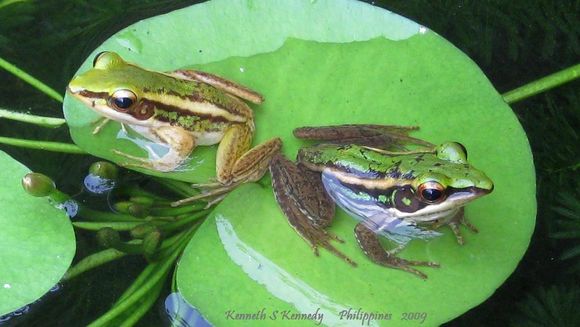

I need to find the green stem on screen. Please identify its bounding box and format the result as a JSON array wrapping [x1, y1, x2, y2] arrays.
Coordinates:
[[63, 248, 127, 280], [72, 221, 143, 231], [0, 136, 86, 154], [113, 261, 159, 306], [0, 108, 66, 128], [154, 177, 198, 197], [78, 207, 143, 222], [0, 0, 28, 10], [113, 228, 192, 306], [502, 63, 580, 104], [88, 228, 190, 327], [118, 277, 166, 327], [149, 202, 206, 216], [159, 210, 209, 234], [0, 56, 64, 103], [117, 185, 169, 202]]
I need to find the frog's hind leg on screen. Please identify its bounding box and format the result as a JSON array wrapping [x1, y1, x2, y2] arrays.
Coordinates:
[[294, 124, 434, 151], [216, 124, 282, 185], [167, 69, 264, 104], [270, 153, 356, 267], [173, 125, 281, 207], [354, 223, 439, 279]]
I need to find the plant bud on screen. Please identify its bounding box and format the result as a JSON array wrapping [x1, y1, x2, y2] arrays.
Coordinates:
[[89, 161, 119, 180], [22, 173, 56, 197]]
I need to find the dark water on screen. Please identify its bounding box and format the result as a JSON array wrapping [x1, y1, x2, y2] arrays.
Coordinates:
[[0, 0, 578, 326]]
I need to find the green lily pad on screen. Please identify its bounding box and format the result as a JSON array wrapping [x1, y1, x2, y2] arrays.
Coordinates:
[[0, 151, 75, 316], [63, 0, 535, 326]]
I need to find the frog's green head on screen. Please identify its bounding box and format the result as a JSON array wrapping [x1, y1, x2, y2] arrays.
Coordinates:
[[67, 51, 167, 125], [401, 142, 494, 221]]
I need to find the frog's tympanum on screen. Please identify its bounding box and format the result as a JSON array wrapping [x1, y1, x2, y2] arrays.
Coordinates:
[[269, 125, 493, 278], [67, 52, 281, 203]]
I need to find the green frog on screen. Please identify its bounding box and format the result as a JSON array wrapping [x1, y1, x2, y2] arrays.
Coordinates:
[[67, 51, 281, 202], [269, 125, 494, 278]]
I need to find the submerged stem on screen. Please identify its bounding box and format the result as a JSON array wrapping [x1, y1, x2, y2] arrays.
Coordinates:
[[118, 277, 166, 327], [0, 108, 66, 128], [503, 63, 580, 104], [88, 226, 193, 327], [0, 56, 64, 103], [63, 248, 127, 280], [0, 136, 86, 154], [72, 221, 143, 231]]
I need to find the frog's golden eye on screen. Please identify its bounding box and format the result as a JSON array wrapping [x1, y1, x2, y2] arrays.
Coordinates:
[[418, 181, 446, 203], [109, 89, 137, 112]]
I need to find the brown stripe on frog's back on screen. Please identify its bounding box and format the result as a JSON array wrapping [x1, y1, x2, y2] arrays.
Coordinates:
[[139, 98, 232, 129], [75, 90, 109, 100], [141, 86, 251, 123], [319, 167, 416, 191]]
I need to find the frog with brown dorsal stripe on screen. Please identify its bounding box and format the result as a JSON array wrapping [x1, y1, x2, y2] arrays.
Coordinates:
[[269, 125, 494, 279]]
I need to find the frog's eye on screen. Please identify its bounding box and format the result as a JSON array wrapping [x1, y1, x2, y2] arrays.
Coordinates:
[[418, 181, 446, 203], [454, 142, 468, 160], [92, 51, 109, 67], [110, 89, 137, 112]]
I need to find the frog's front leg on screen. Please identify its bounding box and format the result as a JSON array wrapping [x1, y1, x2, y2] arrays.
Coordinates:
[[432, 208, 479, 245], [354, 223, 439, 279], [270, 153, 356, 266], [113, 125, 195, 172]]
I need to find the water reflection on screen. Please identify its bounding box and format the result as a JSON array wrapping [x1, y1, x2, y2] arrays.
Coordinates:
[[164, 292, 212, 327], [215, 215, 371, 327], [83, 173, 116, 194], [0, 284, 61, 325]]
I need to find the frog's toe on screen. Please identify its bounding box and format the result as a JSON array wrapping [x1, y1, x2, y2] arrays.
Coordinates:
[[355, 223, 437, 278], [447, 208, 479, 245]]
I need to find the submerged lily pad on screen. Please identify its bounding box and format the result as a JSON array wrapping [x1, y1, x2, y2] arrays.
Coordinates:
[[63, 0, 535, 326], [0, 151, 75, 316]]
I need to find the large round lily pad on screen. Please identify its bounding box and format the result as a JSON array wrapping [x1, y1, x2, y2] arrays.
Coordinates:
[[63, 0, 535, 326], [0, 151, 75, 316]]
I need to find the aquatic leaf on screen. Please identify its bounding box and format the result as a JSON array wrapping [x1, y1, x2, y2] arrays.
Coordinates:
[[63, 0, 535, 325], [0, 150, 75, 316]]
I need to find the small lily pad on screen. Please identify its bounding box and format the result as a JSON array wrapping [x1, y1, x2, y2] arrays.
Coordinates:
[[0, 151, 75, 316], [63, 0, 535, 326]]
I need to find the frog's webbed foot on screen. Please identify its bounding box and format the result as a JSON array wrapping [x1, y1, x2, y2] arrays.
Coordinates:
[[293, 124, 434, 151], [354, 223, 439, 279], [270, 153, 357, 267], [442, 208, 479, 245]]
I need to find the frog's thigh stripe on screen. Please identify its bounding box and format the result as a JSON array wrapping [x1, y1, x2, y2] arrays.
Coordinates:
[[216, 124, 252, 184]]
